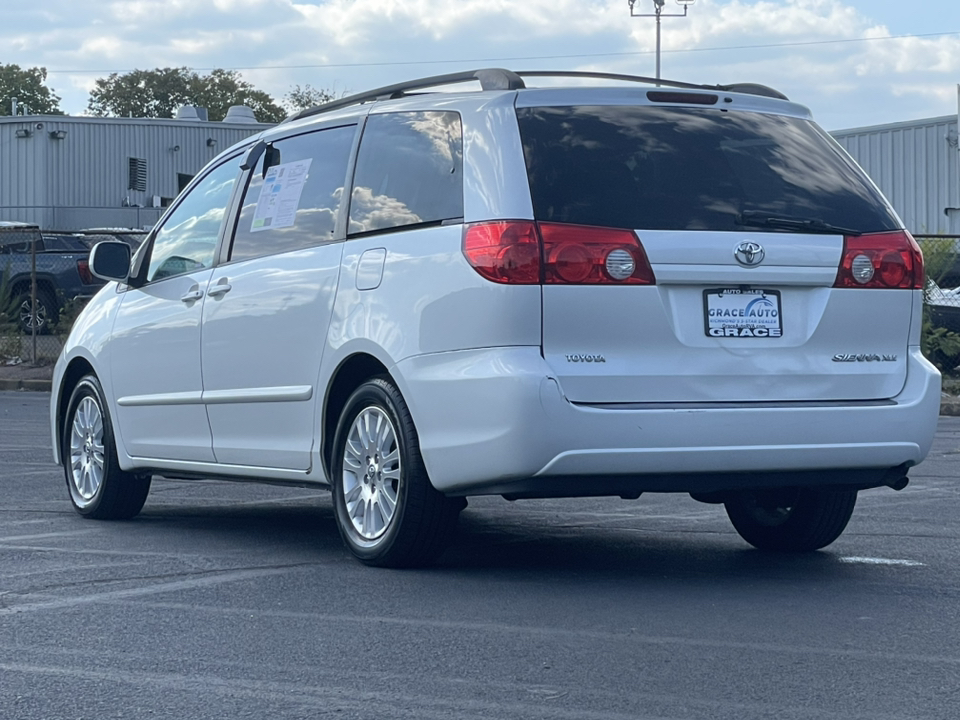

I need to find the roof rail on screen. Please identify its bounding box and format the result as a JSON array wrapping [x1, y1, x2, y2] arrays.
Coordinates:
[[286, 67, 788, 123], [714, 82, 789, 100], [288, 68, 524, 122], [516, 71, 788, 100]]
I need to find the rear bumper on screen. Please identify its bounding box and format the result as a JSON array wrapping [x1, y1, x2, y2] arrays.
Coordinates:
[[395, 346, 941, 496]]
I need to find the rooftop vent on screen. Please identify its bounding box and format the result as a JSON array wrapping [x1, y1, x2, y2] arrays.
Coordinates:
[[176, 105, 200, 121], [223, 106, 258, 124]]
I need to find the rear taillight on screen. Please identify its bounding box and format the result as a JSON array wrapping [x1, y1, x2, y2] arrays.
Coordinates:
[[834, 230, 923, 289], [77, 258, 94, 285], [463, 221, 541, 284], [539, 223, 655, 285], [462, 221, 656, 286]]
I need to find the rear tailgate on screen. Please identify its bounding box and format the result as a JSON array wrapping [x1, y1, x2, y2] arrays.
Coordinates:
[[516, 97, 916, 404], [542, 230, 911, 403]]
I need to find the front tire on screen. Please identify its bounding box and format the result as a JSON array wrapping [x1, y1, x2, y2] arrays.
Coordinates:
[[63, 375, 151, 519], [724, 487, 857, 552], [331, 378, 462, 567]]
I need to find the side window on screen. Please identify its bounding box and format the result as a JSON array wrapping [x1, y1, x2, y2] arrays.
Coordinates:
[[229, 125, 355, 262], [146, 158, 240, 282], [348, 111, 463, 235]]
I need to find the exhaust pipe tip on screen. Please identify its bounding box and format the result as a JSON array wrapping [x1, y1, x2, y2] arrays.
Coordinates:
[[885, 475, 909, 492]]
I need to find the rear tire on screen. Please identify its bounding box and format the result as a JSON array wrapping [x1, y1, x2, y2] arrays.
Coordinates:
[[17, 287, 58, 335], [724, 487, 857, 552], [63, 374, 151, 520], [331, 377, 462, 567]]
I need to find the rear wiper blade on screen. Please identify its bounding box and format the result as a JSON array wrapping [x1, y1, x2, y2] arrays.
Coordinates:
[[736, 211, 862, 237]]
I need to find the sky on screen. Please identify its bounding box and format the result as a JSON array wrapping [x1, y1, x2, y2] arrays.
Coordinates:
[[4, 0, 959, 130]]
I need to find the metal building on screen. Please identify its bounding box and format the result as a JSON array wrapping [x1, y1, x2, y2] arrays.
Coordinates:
[[832, 106, 960, 235], [0, 108, 271, 231]]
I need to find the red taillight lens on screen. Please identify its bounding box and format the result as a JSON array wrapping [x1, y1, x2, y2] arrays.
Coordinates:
[[539, 223, 655, 285], [463, 221, 541, 284], [834, 230, 923, 289], [77, 258, 94, 285], [462, 221, 655, 286]]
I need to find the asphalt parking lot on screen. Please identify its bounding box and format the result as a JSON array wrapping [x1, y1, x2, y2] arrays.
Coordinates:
[[1, 390, 959, 719]]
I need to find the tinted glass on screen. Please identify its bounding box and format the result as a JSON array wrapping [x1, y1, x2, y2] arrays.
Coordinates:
[[147, 158, 239, 282], [349, 111, 463, 235], [0, 228, 41, 253], [230, 125, 355, 262], [517, 106, 899, 233]]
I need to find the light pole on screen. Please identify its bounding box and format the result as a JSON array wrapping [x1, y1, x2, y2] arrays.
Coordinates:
[[628, 0, 695, 82]]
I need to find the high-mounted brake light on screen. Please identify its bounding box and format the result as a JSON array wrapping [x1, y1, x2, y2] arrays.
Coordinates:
[[462, 221, 656, 286], [834, 230, 923, 290]]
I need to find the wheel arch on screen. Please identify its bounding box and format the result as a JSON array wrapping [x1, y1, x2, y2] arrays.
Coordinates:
[[55, 356, 97, 464], [11, 275, 58, 299], [321, 353, 393, 480]]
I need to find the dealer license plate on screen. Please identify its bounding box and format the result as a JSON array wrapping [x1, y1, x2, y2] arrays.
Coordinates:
[[704, 288, 782, 338]]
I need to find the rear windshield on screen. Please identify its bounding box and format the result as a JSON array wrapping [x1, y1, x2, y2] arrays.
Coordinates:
[[516, 106, 898, 234]]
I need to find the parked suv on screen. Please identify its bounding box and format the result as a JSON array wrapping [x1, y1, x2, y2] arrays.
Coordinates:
[[1, 223, 101, 333], [50, 69, 941, 566]]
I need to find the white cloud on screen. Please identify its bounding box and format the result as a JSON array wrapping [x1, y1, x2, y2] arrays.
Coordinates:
[[1, 0, 956, 128]]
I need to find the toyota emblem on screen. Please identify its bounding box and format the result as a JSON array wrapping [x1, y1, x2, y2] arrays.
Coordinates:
[[734, 241, 765, 267]]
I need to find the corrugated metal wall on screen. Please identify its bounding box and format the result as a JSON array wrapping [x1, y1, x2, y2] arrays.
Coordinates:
[[832, 115, 960, 234], [0, 115, 269, 230], [5, 111, 958, 234]]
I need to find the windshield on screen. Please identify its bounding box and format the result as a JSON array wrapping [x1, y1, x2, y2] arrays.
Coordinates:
[[516, 106, 899, 234]]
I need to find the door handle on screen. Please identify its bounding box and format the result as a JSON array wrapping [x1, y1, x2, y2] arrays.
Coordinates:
[[180, 288, 204, 303], [207, 282, 233, 298]]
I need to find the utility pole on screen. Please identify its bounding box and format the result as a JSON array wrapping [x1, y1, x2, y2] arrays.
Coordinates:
[[628, 0, 696, 82]]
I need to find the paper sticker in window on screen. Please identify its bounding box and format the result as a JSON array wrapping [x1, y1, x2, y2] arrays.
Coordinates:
[[250, 158, 312, 233]]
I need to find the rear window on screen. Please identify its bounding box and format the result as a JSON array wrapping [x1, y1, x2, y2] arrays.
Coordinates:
[[516, 106, 898, 234], [348, 111, 463, 236]]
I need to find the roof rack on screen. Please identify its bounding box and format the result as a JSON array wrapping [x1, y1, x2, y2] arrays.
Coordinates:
[[287, 68, 788, 122], [288, 68, 524, 122], [515, 71, 789, 101]]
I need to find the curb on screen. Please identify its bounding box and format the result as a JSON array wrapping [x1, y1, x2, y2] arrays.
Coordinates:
[[940, 401, 960, 416], [4, 380, 960, 416], [0, 379, 53, 392]]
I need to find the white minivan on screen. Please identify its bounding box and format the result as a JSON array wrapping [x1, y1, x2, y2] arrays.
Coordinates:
[[51, 69, 941, 566]]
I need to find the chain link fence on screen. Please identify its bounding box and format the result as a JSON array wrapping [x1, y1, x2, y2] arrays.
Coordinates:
[[1, 225, 94, 367], [4, 229, 960, 371], [916, 235, 960, 372]]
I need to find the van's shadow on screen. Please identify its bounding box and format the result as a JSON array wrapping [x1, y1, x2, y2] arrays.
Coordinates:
[[128, 485, 863, 586]]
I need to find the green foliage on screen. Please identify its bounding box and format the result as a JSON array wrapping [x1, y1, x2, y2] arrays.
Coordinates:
[[191, 69, 286, 124], [921, 310, 960, 372], [919, 237, 960, 373], [0, 63, 62, 115], [917, 237, 955, 286], [284, 84, 336, 112], [0, 267, 22, 361], [88, 67, 286, 123]]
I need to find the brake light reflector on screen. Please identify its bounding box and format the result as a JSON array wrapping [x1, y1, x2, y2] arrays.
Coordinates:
[[834, 230, 923, 289], [77, 258, 94, 285], [463, 221, 655, 286], [539, 223, 655, 285], [463, 221, 541, 284]]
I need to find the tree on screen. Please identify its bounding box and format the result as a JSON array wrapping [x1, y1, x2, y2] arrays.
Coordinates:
[[0, 64, 62, 115], [88, 68, 286, 123], [284, 84, 336, 113], [188, 69, 286, 124]]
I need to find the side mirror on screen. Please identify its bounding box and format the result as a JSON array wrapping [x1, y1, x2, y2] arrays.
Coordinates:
[[89, 241, 131, 282]]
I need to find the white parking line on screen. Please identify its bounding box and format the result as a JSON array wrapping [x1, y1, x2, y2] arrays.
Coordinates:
[[0, 530, 97, 543], [839, 556, 925, 567], [0, 565, 305, 616]]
